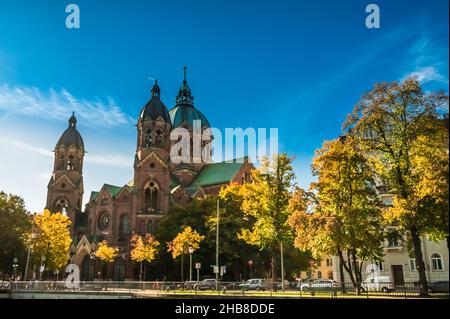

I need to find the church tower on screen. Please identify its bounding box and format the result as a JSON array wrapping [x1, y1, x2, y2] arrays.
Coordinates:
[[133, 81, 172, 235], [168, 66, 213, 186], [46, 113, 85, 236]]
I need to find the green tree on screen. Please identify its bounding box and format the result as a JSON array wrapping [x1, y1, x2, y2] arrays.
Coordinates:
[[288, 137, 384, 293], [238, 154, 296, 285], [0, 192, 31, 280], [344, 78, 449, 295]]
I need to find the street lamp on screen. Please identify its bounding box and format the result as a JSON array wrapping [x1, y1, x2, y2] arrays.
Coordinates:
[[189, 246, 194, 282], [40, 256, 46, 281], [248, 260, 253, 279], [12, 257, 19, 281]]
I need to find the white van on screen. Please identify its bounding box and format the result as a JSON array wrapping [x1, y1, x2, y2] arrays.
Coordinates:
[[362, 276, 395, 293]]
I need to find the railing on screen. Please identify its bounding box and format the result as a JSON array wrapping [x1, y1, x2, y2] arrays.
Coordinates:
[[4, 280, 449, 298]]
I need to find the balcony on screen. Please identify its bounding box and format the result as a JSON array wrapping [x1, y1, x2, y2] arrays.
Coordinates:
[[138, 208, 162, 216]]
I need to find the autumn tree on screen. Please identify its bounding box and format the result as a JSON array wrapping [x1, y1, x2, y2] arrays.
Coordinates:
[[94, 240, 119, 263], [0, 192, 31, 279], [344, 78, 449, 295], [130, 232, 160, 281], [30, 209, 72, 277], [288, 137, 384, 293], [238, 154, 295, 286], [167, 226, 204, 281]]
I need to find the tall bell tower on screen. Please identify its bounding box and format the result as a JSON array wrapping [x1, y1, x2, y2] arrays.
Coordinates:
[[132, 81, 172, 234], [46, 113, 85, 236]]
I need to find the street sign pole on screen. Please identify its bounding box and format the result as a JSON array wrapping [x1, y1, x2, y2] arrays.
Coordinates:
[[216, 199, 219, 291]]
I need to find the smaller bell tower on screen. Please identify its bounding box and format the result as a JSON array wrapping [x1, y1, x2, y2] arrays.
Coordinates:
[[46, 113, 85, 236]]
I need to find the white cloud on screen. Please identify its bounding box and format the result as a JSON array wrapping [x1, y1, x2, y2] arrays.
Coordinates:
[[403, 66, 446, 84], [0, 84, 134, 127]]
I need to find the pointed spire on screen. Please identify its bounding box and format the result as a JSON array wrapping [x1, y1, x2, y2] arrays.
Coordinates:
[[68, 112, 77, 128], [176, 65, 194, 106], [151, 80, 161, 98]]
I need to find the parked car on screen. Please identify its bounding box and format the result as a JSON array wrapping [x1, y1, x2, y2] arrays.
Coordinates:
[[428, 281, 449, 293], [183, 281, 198, 290], [239, 279, 266, 291], [361, 276, 394, 293], [194, 279, 218, 291], [299, 279, 339, 291]]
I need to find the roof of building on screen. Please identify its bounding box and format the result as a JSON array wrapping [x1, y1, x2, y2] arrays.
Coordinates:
[[169, 66, 210, 129], [56, 113, 84, 148], [139, 81, 171, 124], [189, 157, 248, 188]]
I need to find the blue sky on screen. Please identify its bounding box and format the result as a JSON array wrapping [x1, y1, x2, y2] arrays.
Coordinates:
[[0, 0, 448, 212]]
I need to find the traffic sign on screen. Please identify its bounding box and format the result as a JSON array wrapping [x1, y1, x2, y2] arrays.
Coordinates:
[[195, 262, 201, 269]]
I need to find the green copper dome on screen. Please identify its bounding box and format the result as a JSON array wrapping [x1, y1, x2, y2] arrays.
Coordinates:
[[169, 66, 210, 129]]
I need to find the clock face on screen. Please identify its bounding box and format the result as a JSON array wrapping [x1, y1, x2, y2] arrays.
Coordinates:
[[98, 212, 110, 231]]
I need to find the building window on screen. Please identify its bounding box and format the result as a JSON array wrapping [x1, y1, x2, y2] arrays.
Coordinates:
[[431, 254, 444, 271], [101, 196, 108, 206], [119, 214, 129, 240], [98, 212, 111, 231], [144, 129, 152, 147], [155, 129, 163, 146], [375, 262, 383, 271], [145, 182, 158, 212], [410, 258, 417, 271], [55, 198, 68, 216], [147, 221, 154, 234], [326, 258, 333, 267], [386, 230, 401, 247]]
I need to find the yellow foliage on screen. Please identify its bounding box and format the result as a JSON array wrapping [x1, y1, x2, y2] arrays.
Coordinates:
[[30, 209, 72, 271], [94, 240, 119, 263], [167, 226, 204, 259], [130, 233, 160, 263]]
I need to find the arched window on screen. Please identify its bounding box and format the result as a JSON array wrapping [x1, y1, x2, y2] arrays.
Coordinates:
[[147, 221, 154, 234], [317, 271, 322, 279], [431, 253, 444, 271], [145, 182, 158, 212], [144, 129, 152, 147], [67, 155, 75, 171], [55, 198, 68, 215], [119, 214, 129, 240], [139, 220, 146, 236], [155, 129, 163, 147]]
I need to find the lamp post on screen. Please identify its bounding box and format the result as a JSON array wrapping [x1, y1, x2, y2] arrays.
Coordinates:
[[189, 246, 194, 282], [248, 260, 253, 279], [24, 214, 36, 281], [12, 257, 19, 281], [40, 256, 46, 281]]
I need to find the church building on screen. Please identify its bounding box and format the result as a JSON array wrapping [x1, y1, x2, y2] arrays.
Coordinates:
[[45, 68, 253, 280]]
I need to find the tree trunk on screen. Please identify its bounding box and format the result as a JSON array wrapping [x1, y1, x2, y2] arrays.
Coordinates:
[[181, 254, 184, 282], [411, 228, 429, 296], [339, 257, 346, 293]]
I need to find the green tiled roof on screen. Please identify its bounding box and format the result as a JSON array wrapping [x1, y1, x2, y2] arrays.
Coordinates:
[[189, 157, 247, 187], [89, 191, 99, 202], [104, 184, 122, 197]]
